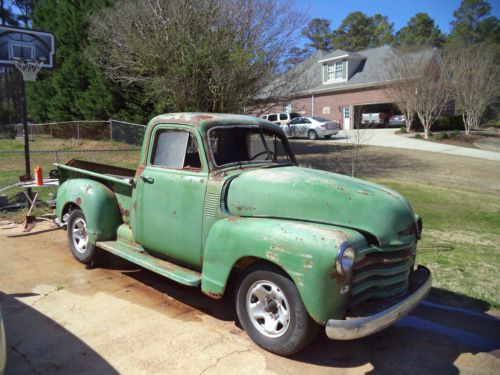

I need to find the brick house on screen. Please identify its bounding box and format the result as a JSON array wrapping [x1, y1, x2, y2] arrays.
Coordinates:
[[261, 45, 453, 129]]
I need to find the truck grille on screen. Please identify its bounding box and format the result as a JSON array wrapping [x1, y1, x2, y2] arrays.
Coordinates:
[[349, 247, 414, 306]]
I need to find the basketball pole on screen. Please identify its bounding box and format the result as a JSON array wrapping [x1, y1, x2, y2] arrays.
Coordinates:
[[20, 76, 32, 199]]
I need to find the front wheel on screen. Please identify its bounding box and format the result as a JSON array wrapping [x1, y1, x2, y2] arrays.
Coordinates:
[[236, 265, 319, 356], [67, 209, 98, 264]]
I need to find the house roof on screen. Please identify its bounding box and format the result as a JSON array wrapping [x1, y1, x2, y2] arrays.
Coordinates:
[[273, 45, 435, 96], [318, 49, 365, 62]]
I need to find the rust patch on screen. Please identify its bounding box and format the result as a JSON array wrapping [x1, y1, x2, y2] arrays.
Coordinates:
[[356, 190, 371, 196], [270, 245, 285, 253], [303, 259, 313, 269], [228, 216, 240, 223], [192, 114, 214, 122], [265, 251, 279, 262], [203, 290, 223, 299], [235, 257, 256, 269], [135, 164, 145, 179], [132, 201, 137, 211], [330, 268, 347, 283], [76, 197, 81, 206], [118, 204, 130, 225]]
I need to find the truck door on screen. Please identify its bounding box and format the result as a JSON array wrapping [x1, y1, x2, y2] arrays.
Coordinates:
[[134, 126, 208, 268]]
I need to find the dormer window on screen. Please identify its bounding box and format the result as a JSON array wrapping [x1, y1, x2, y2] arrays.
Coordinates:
[[324, 60, 346, 83]]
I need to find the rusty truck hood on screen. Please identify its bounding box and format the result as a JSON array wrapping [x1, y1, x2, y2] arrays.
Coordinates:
[[225, 166, 418, 246]]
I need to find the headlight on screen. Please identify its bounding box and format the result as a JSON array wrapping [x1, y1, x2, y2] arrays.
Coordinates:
[[336, 244, 355, 275]]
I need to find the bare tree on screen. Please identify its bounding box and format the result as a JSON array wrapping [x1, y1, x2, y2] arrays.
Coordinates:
[[445, 43, 500, 135], [335, 106, 373, 177], [385, 56, 417, 131], [386, 48, 449, 138], [88, 0, 306, 114]]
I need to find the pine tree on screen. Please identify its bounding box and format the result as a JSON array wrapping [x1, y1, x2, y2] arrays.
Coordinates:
[[331, 12, 395, 51], [397, 13, 446, 47], [27, 0, 150, 123], [448, 0, 500, 45]]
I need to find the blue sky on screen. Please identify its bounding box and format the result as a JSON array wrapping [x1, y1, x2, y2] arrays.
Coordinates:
[[295, 0, 500, 34]]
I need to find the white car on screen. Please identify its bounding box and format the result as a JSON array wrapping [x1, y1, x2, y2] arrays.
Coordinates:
[[285, 116, 340, 140]]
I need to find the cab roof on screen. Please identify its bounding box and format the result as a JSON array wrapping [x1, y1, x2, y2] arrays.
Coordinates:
[[148, 112, 278, 134]]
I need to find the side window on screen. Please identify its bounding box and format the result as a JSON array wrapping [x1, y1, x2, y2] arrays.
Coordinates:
[[279, 114, 288, 120], [289, 118, 299, 125], [268, 114, 277, 122], [303, 118, 311, 124], [151, 129, 201, 170]]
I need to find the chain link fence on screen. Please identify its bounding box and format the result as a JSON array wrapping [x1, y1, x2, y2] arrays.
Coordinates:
[[0, 119, 144, 208]]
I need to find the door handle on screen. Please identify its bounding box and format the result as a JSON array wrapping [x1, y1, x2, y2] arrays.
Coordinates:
[[140, 175, 154, 184]]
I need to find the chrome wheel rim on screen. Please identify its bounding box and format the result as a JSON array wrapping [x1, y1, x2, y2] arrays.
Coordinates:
[[72, 217, 88, 254], [246, 280, 290, 338]]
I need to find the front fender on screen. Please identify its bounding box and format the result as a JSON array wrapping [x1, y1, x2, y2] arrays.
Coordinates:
[[201, 217, 367, 324], [56, 178, 121, 243]]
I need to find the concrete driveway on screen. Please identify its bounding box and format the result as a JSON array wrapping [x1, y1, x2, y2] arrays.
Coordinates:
[[1, 229, 499, 374], [336, 129, 500, 161]]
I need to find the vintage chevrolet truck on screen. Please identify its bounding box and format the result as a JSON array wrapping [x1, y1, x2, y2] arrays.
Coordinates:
[[55, 113, 431, 355]]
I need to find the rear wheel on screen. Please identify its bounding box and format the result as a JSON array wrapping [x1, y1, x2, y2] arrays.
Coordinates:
[[67, 209, 97, 264], [307, 130, 318, 140], [236, 264, 319, 356]]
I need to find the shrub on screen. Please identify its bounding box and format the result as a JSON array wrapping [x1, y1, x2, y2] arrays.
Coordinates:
[[451, 130, 460, 137], [414, 133, 422, 139], [433, 115, 465, 131], [400, 127, 407, 134]]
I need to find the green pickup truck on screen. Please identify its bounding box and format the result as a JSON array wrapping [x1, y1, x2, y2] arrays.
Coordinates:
[[55, 113, 431, 355]]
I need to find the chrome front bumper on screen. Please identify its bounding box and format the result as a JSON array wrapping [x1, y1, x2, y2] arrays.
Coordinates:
[[325, 266, 432, 340]]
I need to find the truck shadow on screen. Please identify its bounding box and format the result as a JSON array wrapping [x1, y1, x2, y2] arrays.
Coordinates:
[[293, 288, 500, 374], [0, 291, 119, 374], [119, 264, 500, 374]]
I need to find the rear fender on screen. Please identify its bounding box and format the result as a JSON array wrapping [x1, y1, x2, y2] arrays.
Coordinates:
[[56, 178, 121, 244], [201, 217, 367, 324]]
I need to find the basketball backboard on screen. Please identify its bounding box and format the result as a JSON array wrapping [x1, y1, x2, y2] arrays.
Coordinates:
[[0, 25, 54, 69]]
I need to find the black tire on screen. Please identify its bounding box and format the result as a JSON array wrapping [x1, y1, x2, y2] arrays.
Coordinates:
[[67, 209, 98, 265], [324, 135, 332, 139], [307, 130, 318, 140], [236, 264, 319, 356]]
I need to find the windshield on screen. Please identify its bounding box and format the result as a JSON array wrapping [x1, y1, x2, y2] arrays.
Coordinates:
[[208, 126, 294, 167]]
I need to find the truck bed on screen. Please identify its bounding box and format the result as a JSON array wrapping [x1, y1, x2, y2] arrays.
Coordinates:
[[57, 159, 136, 186]]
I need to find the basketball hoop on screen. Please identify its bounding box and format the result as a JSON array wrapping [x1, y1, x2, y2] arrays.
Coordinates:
[[14, 59, 43, 81]]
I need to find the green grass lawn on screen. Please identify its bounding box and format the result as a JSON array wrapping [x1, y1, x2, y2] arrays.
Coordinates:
[[377, 180, 500, 309]]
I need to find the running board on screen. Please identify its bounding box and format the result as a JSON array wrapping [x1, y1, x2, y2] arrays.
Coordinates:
[[96, 240, 201, 287]]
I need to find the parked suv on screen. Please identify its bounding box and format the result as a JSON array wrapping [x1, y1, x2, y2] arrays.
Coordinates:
[[361, 112, 389, 127], [262, 112, 300, 126]]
